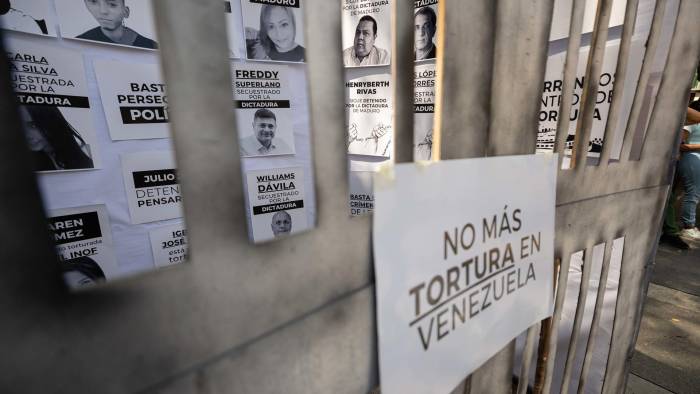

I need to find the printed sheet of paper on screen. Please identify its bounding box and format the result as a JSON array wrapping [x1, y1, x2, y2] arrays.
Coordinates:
[[413, 63, 436, 161], [56, 0, 158, 50], [48, 204, 118, 289], [94, 59, 169, 140], [241, 0, 306, 63], [346, 72, 392, 157], [342, 0, 392, 67], [0, 0, 57, 36], [349, 171, 374, 217], [6, 36, 100, 172], [373, 155, 556, 394], [121, 151, 183, 224], [231, 63, 296, 157], [246, 167, 308, 243], [149, 222, 188, 268]]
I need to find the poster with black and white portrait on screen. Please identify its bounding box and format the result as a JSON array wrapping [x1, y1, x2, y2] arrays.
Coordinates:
[[121, 151, 183, 224], [6, 36, 100, 173], [48, 204, 119, 289], [349, 171, 374, 217], [346, 72, 392, 157], [94, 59, 169, 140], [342, 0, 391, 67], [0, 0, 57, 36], [231, 62, 296, 157], [414, 0, 437, 62], [55, 0, 158, 50], [241, 0, 305, 63], [149, 222, 188, 268], [246, 167, 308, 243], [413, 63, 435, 161]]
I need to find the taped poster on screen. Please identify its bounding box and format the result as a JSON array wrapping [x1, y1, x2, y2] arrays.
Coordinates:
[[56, 0, 158, 50], [537, 41, 622, 156], [7, 36, 99, 172], [349, 171, 374, 217], [241, 0, 306, 62], [413, 0, 438, 61], [231, 63, 296, 157], [149, 222, 188, 268], [48, 204, 118, 289], [121, 151, 183, 224], [346, 72, 392, 157], [342, 0, 391, 67], [0, 0, 57, 36], [246, 167, 308, 243], [94, 59, 169, 140], [373, 155, 556, 394], [414, 63, 435, 161]]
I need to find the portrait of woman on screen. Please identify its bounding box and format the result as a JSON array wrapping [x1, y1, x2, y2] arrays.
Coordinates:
[[19, 106, 94, 172], [60, 256, 106, 288], [76, 0, 157, 49], [245, 5, 305, 62]]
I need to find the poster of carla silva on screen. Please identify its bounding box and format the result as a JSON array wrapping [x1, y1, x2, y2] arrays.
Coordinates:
[[56, 0, 158, 50], [341, 0, 391, 67], [94, 59, 169, 140], [48, 204, 118, 290], [121, 151, 183, 224], [7, 35, 100, 173], [246, 167, 308, 243], [0, 0, 57, 36], [241, 0, 306, 63]]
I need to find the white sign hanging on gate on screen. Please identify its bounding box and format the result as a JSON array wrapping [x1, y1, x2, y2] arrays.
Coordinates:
[[373, 154, 556, 394]]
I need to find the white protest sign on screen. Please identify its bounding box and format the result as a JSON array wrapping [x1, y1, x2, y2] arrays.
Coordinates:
[[245, 166, 308, 243], [346, 72, 392, 157], [94, 59, 169, 140], [231, 63, 296, 157], [373, 154, 556, 394], [149, 222, 188, 268], [48, 204, 118, 289], [121, 151, 183, 224]]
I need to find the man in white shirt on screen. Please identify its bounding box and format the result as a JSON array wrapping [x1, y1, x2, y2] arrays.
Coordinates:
[[239, 108, 292, 157], [343, 15, 390, 67]]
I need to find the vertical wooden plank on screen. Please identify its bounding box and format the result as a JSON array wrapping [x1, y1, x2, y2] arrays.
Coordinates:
[[392, 0, 416, 164], [516, 324, 541, 394]]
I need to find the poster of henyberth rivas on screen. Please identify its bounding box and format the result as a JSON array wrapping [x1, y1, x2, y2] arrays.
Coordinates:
[[121, 151, 183, 224], [94, 59, 169, 140], [342, 0, 391, 67], [414, 63, 435, 161], [231, 63, 296, 157], [48, 204, 118, 290], [241, 0, 306, 63], [346, 72, 392, 157], [7, 36, 100, 173], [149, 222, 188, 268], [414, 0, 438, 61], [55, 0, 158, 50], [246, 167, 308, 243], [0, 0, 57, 36]]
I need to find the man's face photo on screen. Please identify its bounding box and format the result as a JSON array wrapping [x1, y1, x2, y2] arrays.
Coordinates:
[[354, 19, 376, 58], [414, 10, 435, 51], [253, 115, 277, 146], [84, 0, 129, 31], [271, 211, 292, 236]]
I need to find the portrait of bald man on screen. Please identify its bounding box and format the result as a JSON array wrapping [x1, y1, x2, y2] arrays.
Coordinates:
[[271, 210, 292, 237], [343, 15, 390, 67]]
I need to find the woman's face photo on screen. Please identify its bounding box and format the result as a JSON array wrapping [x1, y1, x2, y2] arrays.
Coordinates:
[[84, 0, 128, 31], [19, 106, 50, 152], [265, 7, 295, 51], [63, 270, 96, 288]]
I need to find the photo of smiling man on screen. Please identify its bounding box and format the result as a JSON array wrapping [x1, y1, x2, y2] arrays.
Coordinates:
[[239, 108, 293, 157], [343, 15, 389, 67], [56, 0, 158, 50]]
